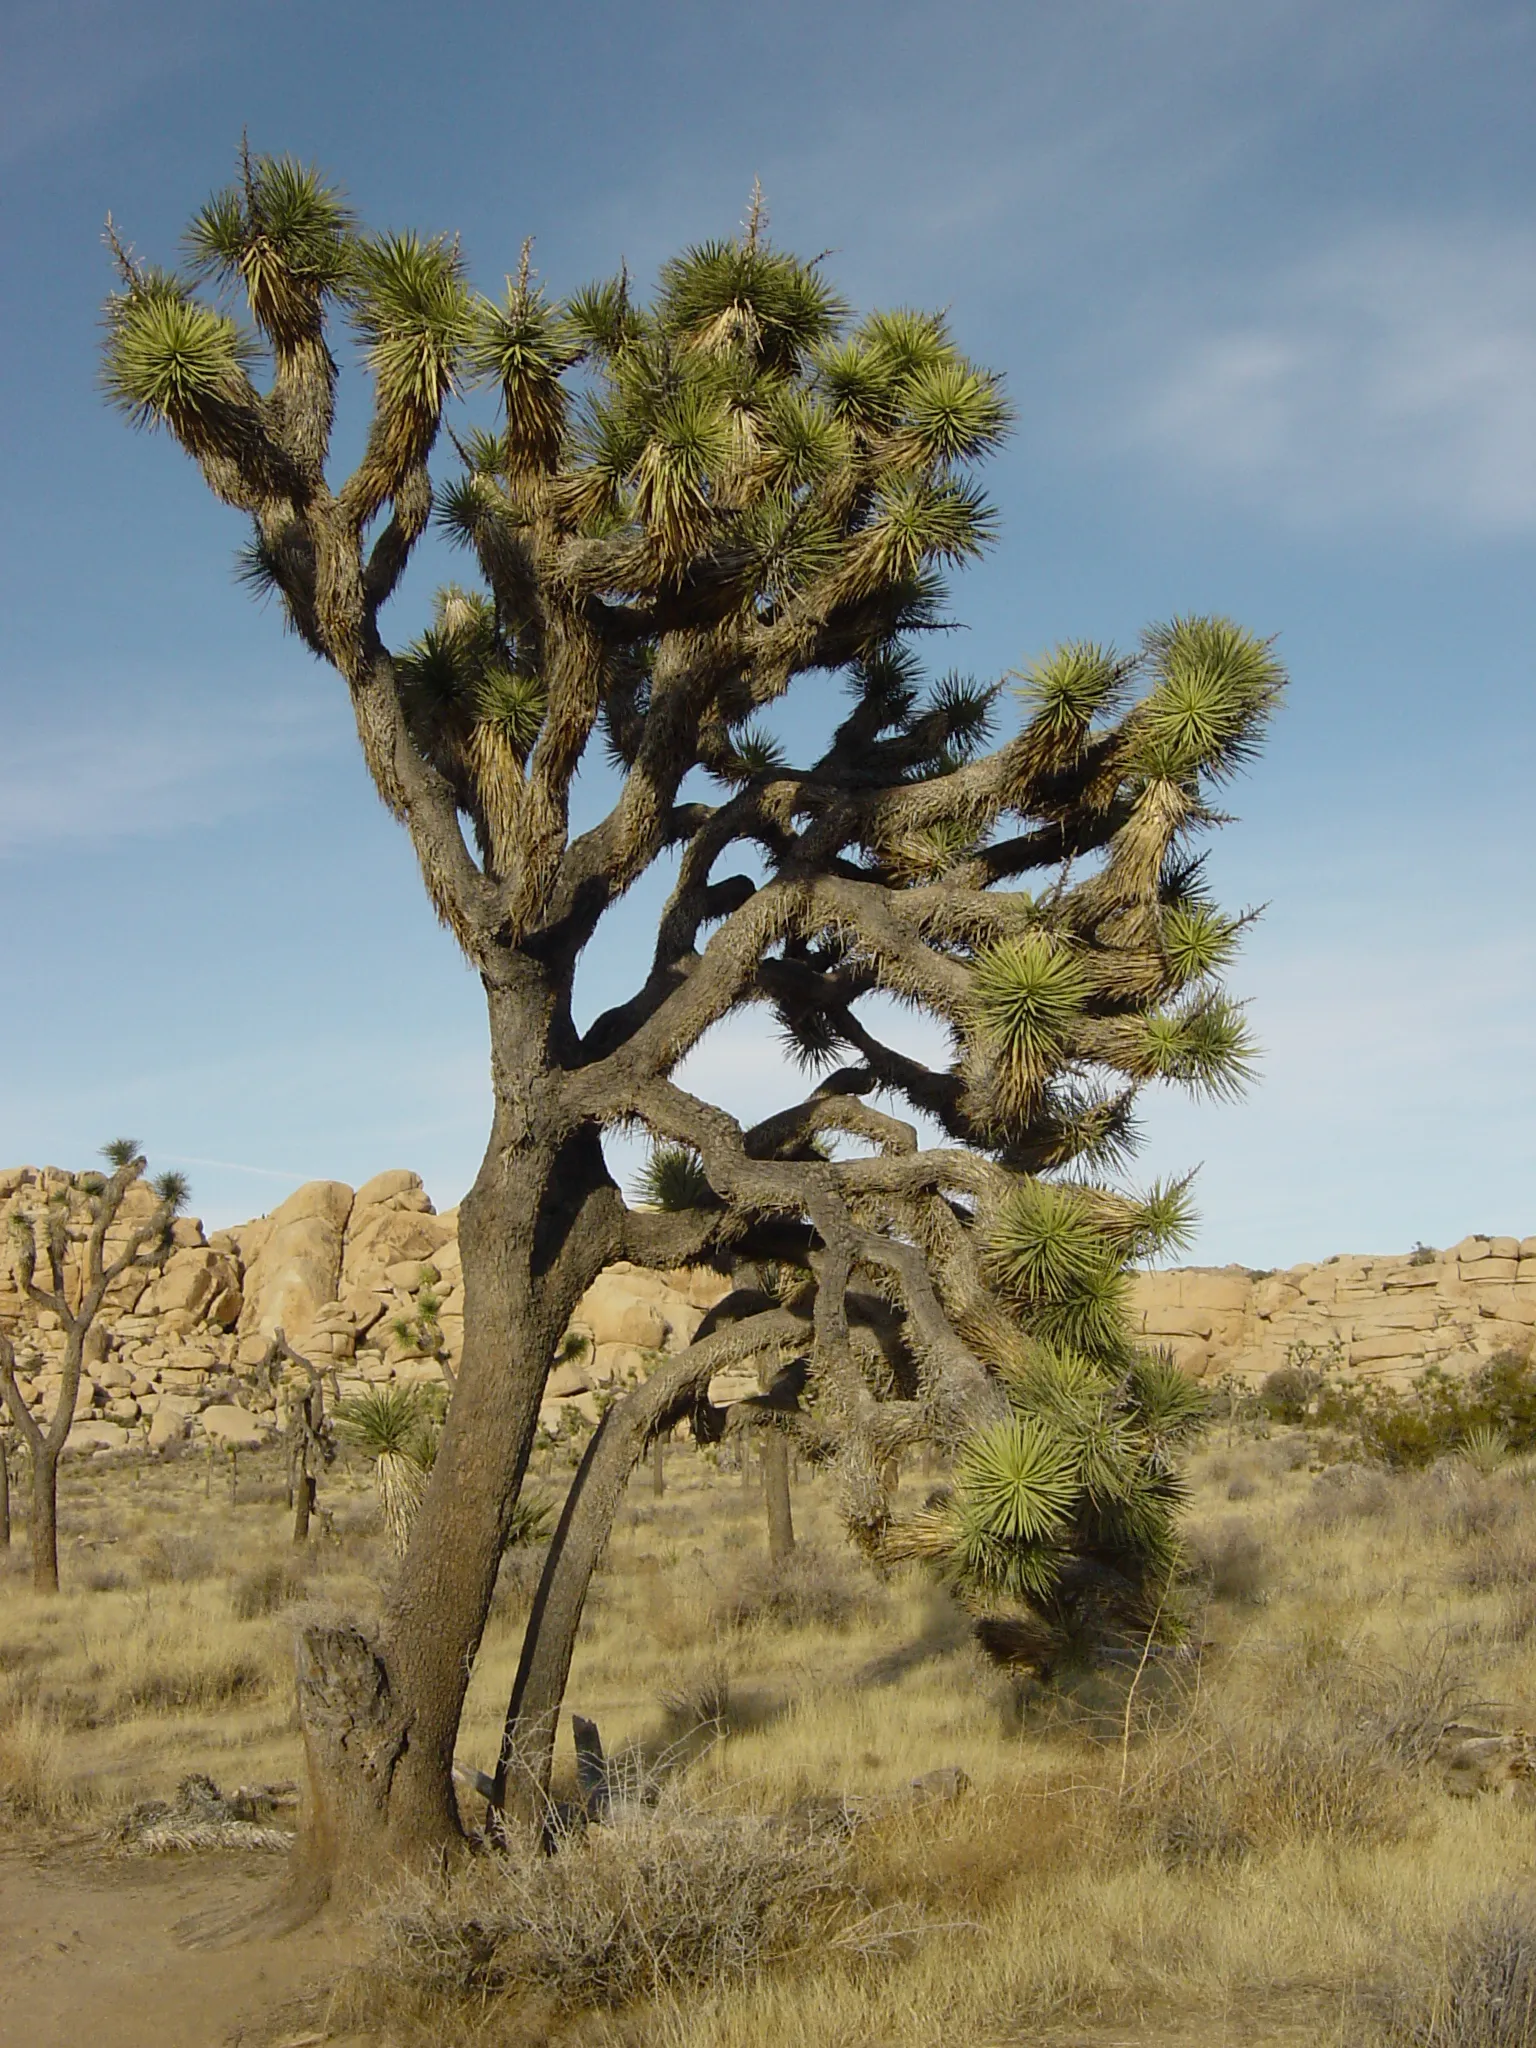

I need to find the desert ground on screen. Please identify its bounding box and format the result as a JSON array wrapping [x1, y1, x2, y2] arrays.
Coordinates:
[[6, 1412, 1536, 2048]]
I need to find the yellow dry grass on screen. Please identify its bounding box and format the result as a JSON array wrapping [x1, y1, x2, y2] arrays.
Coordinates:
[[7, 1429, 1536, 2044]]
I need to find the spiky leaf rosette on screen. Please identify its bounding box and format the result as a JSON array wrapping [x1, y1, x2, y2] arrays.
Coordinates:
[[891, 1338, 1205, 1664], [635, 1144, 718, 1212], [336, 1387, 433, 1554]]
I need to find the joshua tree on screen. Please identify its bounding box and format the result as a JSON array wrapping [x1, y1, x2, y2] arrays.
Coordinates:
[[103, 153, 1280, 1889], [334, 1384, 437, 1554], [258, 1330, 336, 1543], [0, 1143, 184, 1592]]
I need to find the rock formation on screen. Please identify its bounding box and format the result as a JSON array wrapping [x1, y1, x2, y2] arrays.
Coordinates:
[[0, 1168, 729, 1460], [1131, 1237, 1536, 1383], [0, 1162, 1528, 1461]]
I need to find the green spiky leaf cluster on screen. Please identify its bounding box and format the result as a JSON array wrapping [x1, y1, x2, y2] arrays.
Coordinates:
[[635, 1143, 719, 1213], [897, 1341, 1207, 1654]]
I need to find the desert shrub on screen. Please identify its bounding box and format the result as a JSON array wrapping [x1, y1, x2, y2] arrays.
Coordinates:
[[713, 1546, 878, 1633], [1193, 1519, 1268, 1603], [503, 1491, 555, 1550], [1451, 1528, 1536, 1594], [231, 1558, 307, 1619], [1385, 1891, 1536, 2047], [369, 1807, 851, 2009], [114, 1625, 268, 1717], [1261, 1365, 1321, 1423], [1497, 1590, 1536, 1647], [0, 1703, 72, 1821], [1350, 1637, 1480, 1767], [1276, 1433, 1313, 1471], [489, 1542, 548, 1624], [1314, 1354, 1536, 1472], [80, 1564, 130, 1594], [1296, 1464, 1394, 1530], [657, 1664, 732, 1740], [1225, 1470, 1258, 1502], [1123, 1713, 1406, 1869], [138, 1532, 215, 1584], [1418, 1469, 1518, 1546]]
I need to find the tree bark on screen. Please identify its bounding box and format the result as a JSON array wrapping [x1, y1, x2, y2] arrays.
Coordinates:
[[287, 975, 621, 1892], [651, 1433, 666, 1498], [0, 1439, 10, 1549], [491, 1306, 800, 1828], [763, 1430, 795, 1563], [493, 1410, 615, 1828], [30, 1446, 60, 1594]]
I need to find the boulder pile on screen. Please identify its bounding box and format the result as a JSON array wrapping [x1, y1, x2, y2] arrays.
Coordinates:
[[0, 1168, 729, 1459], [1131, 1236, 1536, 1385], [1, 1161, 1529, 1459]]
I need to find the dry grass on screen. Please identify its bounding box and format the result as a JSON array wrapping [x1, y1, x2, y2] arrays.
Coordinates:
[[13, 1428, 1536, 2043]]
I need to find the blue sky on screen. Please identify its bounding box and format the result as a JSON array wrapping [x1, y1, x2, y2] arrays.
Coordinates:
[[1, 0, 1531, 1265]]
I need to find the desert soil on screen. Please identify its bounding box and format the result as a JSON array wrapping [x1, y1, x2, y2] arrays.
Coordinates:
[[0, 1841, 349, 2048]]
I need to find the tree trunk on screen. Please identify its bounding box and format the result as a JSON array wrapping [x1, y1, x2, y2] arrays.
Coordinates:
[[651, 1433, 666, 1498], [494, 1411, 615, 1826], [494, 1344, 718, 1826], [30, 1445, 59, 1594], [293, 1470, 315, 1545], [286, 982, 620, 1894], [0, 1441, 9, 1548], [763, 1430, 795, 1563]]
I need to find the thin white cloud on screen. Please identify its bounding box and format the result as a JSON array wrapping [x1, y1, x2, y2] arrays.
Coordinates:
[[1125, 224, 1536, 533], [0, 690, 339, 854]]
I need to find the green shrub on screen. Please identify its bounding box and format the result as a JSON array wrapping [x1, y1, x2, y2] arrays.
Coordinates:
[[1306, 1351, 1536, 1470]]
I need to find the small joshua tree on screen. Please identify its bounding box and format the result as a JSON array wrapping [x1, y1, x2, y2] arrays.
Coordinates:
[[335, 1385, 437, 1554], [0, 1141, 185, 1592]]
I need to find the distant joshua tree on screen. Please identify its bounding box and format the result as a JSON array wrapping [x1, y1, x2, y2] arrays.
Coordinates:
[[103, 151, 1279, 1895], [0, 1142, 185, 1591]]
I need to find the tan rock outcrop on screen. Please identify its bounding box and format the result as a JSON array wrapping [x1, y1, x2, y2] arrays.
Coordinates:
[[238, 1180, 353, 1341]]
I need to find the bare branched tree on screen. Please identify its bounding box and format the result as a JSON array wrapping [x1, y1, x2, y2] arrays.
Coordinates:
[[0, 1143, 184, 1591], [103, 154, 1281, 1893]]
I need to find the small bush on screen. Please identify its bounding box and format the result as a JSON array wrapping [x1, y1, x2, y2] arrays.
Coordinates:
[[1123, 1716, 1405, 1870], [113, 1623, 268, 1718], [0, 1703, 72, 1821], [1225, 1471, 1258, 1502], [489, 1543, 548, 1624], [1452, 1530, 1536, 1594], [231, 1559, 307, 1619], [138, 1533, 215, 1584], [1314, 1353, 1536, 1471], [370, 1806, 850, 2010], [1497, 1589, 1536, 1646], [80, 1565, 130, 1594], [1261, 1365, 1320, 1423], [713, 1546, 878, 1633], [1387, 1891, 1536, 2047], [658, 1663, 732, 1739], [1194, 1519, 1268, 1604], [1296, 1465, 1393, 1530]]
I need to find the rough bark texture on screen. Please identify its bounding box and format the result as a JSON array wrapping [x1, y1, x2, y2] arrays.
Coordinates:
[[29, 1450, 60, 1594], [763, 1431, 795, 1563], [492, 1301, 808, 1824]]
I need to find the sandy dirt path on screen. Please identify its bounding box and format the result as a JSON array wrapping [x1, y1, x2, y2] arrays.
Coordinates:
[[0, 1842, 352, 2048]]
